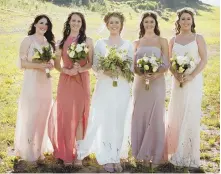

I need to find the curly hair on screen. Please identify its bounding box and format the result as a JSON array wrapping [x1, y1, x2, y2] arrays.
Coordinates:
[[28, 14, 55, 51], [59, 12, 87, 49], [139, 10, 160, 38], [175, 7, 196, 35], [103, 11, 125, 33]]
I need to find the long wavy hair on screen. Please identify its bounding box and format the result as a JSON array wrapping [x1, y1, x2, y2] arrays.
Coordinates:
[[59, 12, 87, 49], [175, 7, 196, 35], [139, 11, 160, 38], [28, 14, 55, 51]]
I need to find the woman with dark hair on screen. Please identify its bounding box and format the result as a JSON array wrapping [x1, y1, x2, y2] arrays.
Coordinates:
[[131, 11, 169, 167], [77, 11, 133, 172], [15, 14, 55, 162], [167, 7, 207, 168], [48, 12, 93, 166]]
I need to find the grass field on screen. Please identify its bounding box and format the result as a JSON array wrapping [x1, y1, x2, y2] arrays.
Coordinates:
[[0, 0, 220, 173]]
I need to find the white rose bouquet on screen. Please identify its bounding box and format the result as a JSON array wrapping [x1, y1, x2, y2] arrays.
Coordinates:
[[137, 54, 162, 90], [170, 53, 195, 87], [67, 42, 89, 63]]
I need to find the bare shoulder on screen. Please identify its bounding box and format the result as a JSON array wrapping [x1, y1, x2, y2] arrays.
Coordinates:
[[196, 34, 205, 43], [159, 37, 168, 48], [167, 36, 176, 46], [159, 37, 168, 44], [133, 39, 140, 46], [86, 37, 93, 45]]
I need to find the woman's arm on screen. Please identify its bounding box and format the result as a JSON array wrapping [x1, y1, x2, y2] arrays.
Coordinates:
[[183, 34, 207, 82], [133, 40, 142, 76], [54, 41, 73, 76], [169, 37, 182, 82], [78, 37, 94, 73], [19, 37, 50, 70], [146, 37, 169, 81], [158, 37, 169, 73]]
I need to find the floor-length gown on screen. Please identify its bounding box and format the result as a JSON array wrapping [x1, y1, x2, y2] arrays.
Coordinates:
[[48, 36, 90, 163], [167, 34, 203, 167], [77, 39, 133, 165], [131, 46, 169, 164], [15, 35, 53, 161]]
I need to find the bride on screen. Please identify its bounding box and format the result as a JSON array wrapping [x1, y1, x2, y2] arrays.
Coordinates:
[[77, 11, 133, 172]]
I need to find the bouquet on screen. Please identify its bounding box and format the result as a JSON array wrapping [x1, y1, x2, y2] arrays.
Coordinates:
[[67, 42, 89, 63], [170, 53, 195, 87], [32, 45, 55, 78], [97, 46, 134, 87], [137, 53, 162, 90]]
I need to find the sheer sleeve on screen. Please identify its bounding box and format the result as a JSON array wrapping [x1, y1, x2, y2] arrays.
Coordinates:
[[17, 36, 31, 69], [92, 39, 104, 77], [127, 41, 134, 72]]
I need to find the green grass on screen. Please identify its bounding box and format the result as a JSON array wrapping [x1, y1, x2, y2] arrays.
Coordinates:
[[0, 0, 220, 173]]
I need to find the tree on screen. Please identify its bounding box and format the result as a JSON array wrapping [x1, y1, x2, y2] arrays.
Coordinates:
[[82, 0, 90, 6]]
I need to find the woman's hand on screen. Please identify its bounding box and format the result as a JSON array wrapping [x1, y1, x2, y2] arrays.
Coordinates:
[[38, 63, 52, 72], [173, 72, 183, 82], [48, 59, 54, 70], [144, 72, 162, 81], [183, 74, 194, 82], [62, 67, 78, 76], [103, 70, 114, 77]]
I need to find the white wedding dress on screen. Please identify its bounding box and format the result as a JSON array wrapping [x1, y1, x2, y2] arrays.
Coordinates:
[[77, 39, 133, 165], [167, 34, 203, 167]]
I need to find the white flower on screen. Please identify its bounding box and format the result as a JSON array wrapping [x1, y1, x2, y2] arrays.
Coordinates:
[[190, 61, 195, 67], [84, 47, 89, 53], [184, 55, 190, 62], [70, 44, 76, 50], [144, 65, 149, 70], [143, 57, 149, 63], [75, 44, 83, 53], [137, 59, 142, 64], [81, 43, 86, 47], [138, 64, 142, 68], [176, 56, 185, 65], [69, 51, 75, 57], [152, 66, 158, 72], [149, 58, 156, 64]]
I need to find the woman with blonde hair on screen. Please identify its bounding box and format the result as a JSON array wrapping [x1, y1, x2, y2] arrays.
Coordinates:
[[77, 11, 133, 172]]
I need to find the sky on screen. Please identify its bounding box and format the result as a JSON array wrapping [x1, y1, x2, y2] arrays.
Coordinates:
[[200, 0, 220, 6]]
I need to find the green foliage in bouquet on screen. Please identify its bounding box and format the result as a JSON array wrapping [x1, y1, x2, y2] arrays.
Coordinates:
[[32, 45, 55, 63], [97, 46, 134, 83]]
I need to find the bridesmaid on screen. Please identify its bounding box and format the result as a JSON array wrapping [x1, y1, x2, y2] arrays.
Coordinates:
[[167, 7, 207, 167], [77, 12, 133, 172], [131, 11, 169, 168], [48, 12, 93, 166], [15, 14, 55, 162]]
